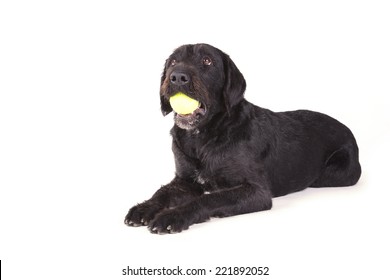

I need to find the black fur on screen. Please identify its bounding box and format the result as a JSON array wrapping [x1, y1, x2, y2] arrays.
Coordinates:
[[124, 44, 361, 234]]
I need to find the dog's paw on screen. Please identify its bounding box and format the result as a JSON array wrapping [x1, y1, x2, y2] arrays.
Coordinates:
[[124, 201, 163, 227], [148, 209, 191, 234]]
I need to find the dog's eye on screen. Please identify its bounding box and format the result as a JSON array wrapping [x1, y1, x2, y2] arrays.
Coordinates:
[[202, 57, 213, 66], [170, 59, 177, 66]]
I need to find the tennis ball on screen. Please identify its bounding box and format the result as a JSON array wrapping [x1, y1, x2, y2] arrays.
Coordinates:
[[169, 92, 200, 115]]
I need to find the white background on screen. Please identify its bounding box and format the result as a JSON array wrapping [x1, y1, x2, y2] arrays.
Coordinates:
[[1, 0, 389, 279]]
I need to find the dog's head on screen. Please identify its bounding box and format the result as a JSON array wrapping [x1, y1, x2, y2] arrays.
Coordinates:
[[160, 44, 246, 130]]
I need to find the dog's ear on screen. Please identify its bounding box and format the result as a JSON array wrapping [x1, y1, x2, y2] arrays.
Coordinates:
[[222, 54, 246, 113], [160, 62, 173, 116]]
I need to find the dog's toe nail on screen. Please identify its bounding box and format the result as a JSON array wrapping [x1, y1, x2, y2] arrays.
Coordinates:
[[128, 221, 143, 227]]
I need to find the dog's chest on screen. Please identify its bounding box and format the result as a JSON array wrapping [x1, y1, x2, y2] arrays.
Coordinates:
[[174, 128, 255, 188], [194, 170, 207, 185], [194, 158, 243, 191], [192, 141, 246, 188]]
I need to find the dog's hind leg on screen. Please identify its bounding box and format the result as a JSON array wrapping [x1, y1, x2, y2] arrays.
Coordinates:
[[311, 143, 361, 188]]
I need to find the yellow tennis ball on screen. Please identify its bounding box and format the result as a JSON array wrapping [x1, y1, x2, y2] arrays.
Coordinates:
[[169, 92, 200, 115]]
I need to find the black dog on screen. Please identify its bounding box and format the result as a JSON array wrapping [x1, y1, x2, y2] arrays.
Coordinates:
[[124, 43, 361, 234]]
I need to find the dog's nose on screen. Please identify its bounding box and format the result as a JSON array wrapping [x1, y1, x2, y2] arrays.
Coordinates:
[[170, 71, 190, 85]]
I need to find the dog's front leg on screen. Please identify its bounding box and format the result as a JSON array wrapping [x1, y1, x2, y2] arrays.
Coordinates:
[[124, 177, 203, 227], [148, 183, 272, 234]]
